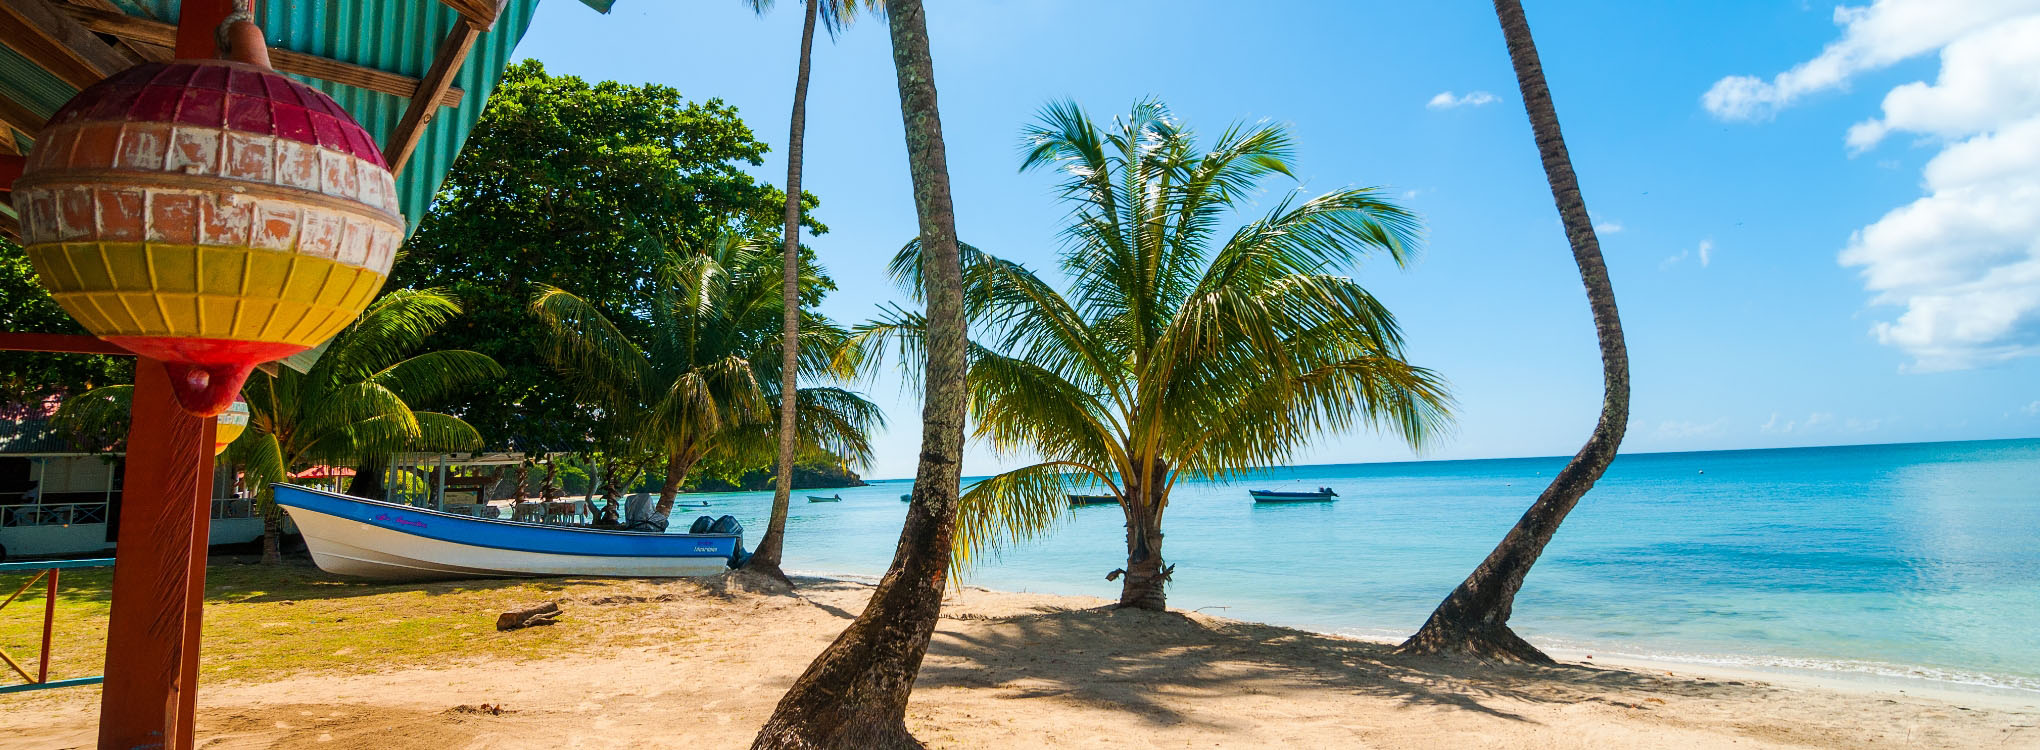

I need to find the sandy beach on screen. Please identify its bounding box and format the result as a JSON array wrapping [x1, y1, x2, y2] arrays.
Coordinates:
[[2, 572, 2033, 750]]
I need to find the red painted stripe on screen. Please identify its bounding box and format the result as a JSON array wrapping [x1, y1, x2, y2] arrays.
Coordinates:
[[0, 332, 130, 355]]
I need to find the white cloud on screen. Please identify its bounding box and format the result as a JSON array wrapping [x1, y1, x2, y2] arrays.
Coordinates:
[[2023, 400, 2040, 416], [1701, 0, 2040, 121], [1661, 239, 1714, 270], [1427, 90, 1499, 110], [1762, 411, 1871, 434], [1596, 221, 1624, 234], [1709, 1, 2040, 371], [1655, 418, 1728, 439]]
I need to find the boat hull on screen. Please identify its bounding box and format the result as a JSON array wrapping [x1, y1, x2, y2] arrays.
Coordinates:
[[1250, 491, 1337, 503], [274, 484, 738, 581]]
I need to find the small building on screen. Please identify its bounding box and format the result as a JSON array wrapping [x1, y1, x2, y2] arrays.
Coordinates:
[[0, 418, 263, 560]]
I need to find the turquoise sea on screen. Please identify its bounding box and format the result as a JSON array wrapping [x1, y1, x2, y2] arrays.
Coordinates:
[[684, 438, 2040, 694]]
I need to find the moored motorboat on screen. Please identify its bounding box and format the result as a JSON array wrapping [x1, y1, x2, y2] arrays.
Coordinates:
[[273, 484, 743, 581], [807, 494, 843, 503], [1067, 493, 1120, 507], [900, 493, 912, 502], [1249, 487, 1339, 503]]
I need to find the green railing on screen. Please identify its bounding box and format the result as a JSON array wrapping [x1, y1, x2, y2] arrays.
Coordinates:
[[0, 557, 113, 694]]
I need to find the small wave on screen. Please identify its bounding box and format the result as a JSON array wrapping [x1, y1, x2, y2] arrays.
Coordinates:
[[1529, 638, 2040, 694]]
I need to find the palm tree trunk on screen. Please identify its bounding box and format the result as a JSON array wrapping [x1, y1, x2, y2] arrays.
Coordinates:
[[259, 498, 283, 564], [751, 1, 964, 746], [749, 0, 821, 583], [1115, 459, 1171, 610], [652, 447, 698, 519], [1398, 0, 1629, 663]]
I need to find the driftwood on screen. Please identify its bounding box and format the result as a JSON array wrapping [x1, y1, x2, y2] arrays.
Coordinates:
[[495, 601, 562, 631]]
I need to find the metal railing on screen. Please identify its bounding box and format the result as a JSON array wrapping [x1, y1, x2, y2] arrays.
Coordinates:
[[1, 503, 109, 527], [0, 557, 113, 694]]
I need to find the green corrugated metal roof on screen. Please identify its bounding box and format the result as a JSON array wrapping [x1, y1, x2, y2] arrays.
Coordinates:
[[0, 44, 76, 121], [5, 0, 617, 234]]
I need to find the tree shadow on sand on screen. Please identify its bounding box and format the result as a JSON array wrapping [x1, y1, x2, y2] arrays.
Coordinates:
[[917, 604, 1774, 730]]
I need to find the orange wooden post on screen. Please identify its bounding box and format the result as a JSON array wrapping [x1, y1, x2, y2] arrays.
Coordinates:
[[37, 568, 56, 684], [97, 361, 216, 750]]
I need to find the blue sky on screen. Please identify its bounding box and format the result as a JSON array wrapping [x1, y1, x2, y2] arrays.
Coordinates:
[[513, 1, 2040, 480]]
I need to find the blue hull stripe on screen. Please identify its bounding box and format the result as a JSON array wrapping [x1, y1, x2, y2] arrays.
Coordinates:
[[272, 484, 738, 559]]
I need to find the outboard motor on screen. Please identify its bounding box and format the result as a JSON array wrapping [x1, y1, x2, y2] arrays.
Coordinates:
[[706, 515, 748, 568], [688, 515, 716, 534], [708, 515, 742, 535]]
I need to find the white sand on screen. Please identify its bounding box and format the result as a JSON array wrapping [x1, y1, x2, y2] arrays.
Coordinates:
[[3, 575, 2035, 749]]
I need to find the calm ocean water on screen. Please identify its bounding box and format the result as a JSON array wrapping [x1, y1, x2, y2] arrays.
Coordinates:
[[680, 438, 2040, 693]]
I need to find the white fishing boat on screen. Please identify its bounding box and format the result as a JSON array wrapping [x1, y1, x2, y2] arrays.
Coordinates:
[[273, 484, 743, 581]]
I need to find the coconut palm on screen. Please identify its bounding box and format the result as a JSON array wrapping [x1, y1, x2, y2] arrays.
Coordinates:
[[530, 230, 879, 522], [61, 289, 502, 563], [1398, 0, 1630, 663], [856, 99, 1452, 611], [743, 0, 884, 583], [750, 0, 967, 745]]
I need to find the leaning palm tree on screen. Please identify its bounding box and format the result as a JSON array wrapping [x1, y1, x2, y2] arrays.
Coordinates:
[[743, 0, 883, 583], [531, 230, 879, 522], [751, 0, 966, 745], [859, 99, 1451, 611], [1397, 0, 1630, 663], [64, 289, 503, 563]]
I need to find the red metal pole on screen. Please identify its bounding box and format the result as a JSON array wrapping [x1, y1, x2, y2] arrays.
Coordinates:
[[96, 361, 216, 750], [38, 568, 56, 684]]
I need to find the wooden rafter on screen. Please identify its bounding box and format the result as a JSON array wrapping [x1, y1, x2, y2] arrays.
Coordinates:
[[438, 0, 509, 30], [0, 0, 138, 89], [0, 95, 46, 140], [56, 4, 466, 108], [65, 0, 168, 62], [385, 18, 480, 175]]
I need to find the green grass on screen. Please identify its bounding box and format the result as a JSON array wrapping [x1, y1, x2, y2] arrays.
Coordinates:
[[0, 561, 692, 685]]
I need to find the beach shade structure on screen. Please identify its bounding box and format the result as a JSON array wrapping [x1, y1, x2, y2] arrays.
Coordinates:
[[214, 398, 249, 455], [0, 0, 614, 746], [10, 21, 404, 417]]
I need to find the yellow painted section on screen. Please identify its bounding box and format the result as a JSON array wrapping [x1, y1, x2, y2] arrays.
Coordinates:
[[215, 401, 250, 456], [22, 241, 386, 348]]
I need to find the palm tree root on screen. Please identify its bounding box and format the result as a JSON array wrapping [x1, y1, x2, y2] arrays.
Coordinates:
[[751, 715, 924, 750], [740, 557, 795, 589], [1396, 618, 1554, 665]]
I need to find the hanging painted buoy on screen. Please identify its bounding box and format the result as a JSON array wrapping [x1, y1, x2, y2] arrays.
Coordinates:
[[214, 397, 249, 456], [10, 19, 403, 416]]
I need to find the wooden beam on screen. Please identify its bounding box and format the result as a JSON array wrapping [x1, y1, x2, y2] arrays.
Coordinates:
[[386, 18, 479, 175], [58, 5, 465, 108], [97, 360, 215, 750], [0, 0, 137, 89], [0, 95, 45, 140], [66, 0, 168, 62], [438, 0, 508, 30]]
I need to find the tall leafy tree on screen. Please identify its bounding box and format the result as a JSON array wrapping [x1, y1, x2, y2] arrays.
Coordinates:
[[743, 0, 882, 582], [751, 0, 966, 745], [529, 231, 879, 520], [392, 60, 821, 455], [0, 237, 129, 415], [862, 100, 1450, 611], [1398, 0, 1630, 663], [58, 290, 500, 563]]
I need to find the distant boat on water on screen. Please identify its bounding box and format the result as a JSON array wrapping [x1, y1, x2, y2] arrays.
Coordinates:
[[1250, 487, 1338, 503], [1067, 493, 1120, 507], [900, 493, 912, 502], [808, 494, 843, 503]]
